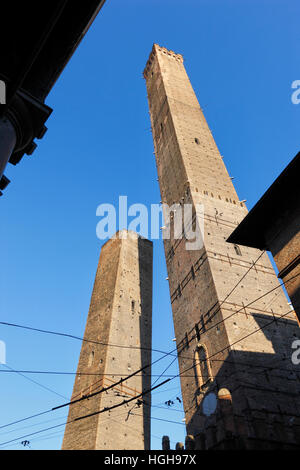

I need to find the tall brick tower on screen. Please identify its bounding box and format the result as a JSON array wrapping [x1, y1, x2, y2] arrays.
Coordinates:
[[144, 44, 300, 449], [62, 231, 153, 450]]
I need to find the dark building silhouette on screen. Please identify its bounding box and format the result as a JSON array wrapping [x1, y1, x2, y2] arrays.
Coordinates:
[[0, 1, 106, 194]]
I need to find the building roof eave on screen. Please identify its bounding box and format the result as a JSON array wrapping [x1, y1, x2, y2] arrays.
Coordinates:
[[227, 151, 300, 250]]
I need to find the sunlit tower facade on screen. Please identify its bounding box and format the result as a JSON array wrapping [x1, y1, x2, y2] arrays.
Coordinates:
[[62, 231, 153, 450], [144, 44, 300, 449]]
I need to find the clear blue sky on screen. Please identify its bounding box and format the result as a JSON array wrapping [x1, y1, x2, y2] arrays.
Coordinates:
[[0, 0, 299, 450]]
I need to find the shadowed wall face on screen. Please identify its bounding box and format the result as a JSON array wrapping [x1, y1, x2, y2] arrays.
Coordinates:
[[62, 231, 153, 450], [144, 44, 300, 450], [266, 209, 300, 323]]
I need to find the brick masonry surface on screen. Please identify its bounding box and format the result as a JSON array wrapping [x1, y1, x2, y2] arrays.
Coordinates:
[[144, 44, 300, 449], [62, 231, 153, 450]]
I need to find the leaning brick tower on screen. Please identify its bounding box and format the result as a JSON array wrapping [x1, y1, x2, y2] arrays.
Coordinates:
[[144, 44, 300, 449], [62, 231, 153, 450]]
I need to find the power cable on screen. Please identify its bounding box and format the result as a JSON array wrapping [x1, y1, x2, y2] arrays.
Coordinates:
[[0, 307, 293, 447], [0, 379, 169, 447], [1, 363, 68, 400], [1, 272, 297, 439]]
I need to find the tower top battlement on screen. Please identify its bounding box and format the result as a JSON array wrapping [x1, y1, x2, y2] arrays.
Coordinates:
[[143, 43, 183, 78], [101, 230, 153, 249]]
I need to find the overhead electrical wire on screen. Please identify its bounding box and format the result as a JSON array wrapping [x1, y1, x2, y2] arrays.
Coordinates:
[[0, 306, 294, 447], [0, 267, 297, 445], [0, 378, 169, 447], [55, 307, 296, 425]]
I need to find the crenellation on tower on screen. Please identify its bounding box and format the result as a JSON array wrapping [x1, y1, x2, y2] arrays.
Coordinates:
[[144, 44, 300, 450], [143, 44, 183, 79]]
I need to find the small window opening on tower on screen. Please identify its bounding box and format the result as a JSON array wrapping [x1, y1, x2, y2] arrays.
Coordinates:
[[234, 244, 242, 256], [131, 300, 135, 312], [195, 138, 200, 144], [191, 265, 195, 279], [88, 350, 95, 367], [195, 323, 201, 341], [200, 315, 206, 332], [192, 211, 197, 232], [194, 345, 211, 389]]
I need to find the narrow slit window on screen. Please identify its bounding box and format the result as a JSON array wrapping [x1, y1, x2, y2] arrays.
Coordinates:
[[195, 323, 200, 341], [88, 350, 95, 367], [200, 315, 206, 332], [194, 345, 211, 389], [191, 265, 195, 279], [178, 284, 182, 297], [234, 244, 242, 256]]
